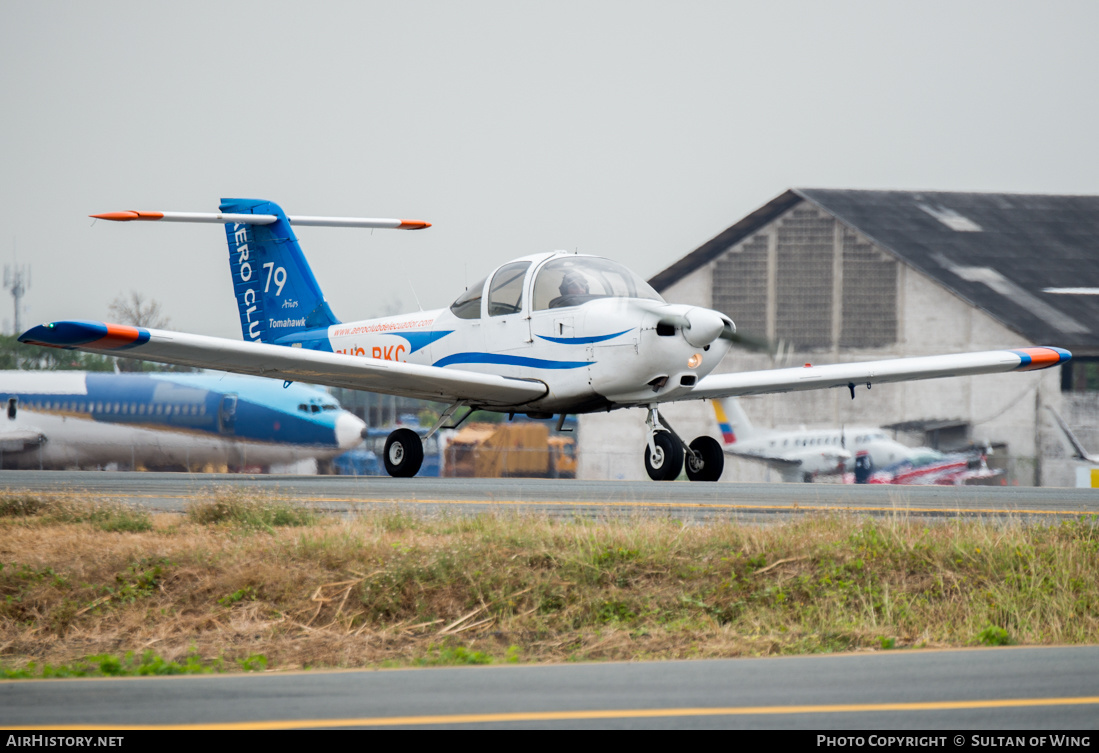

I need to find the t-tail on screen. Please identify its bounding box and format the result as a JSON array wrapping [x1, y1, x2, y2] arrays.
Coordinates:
[[88, 198, 431, 346], [221, 198, 339, 344], [712, 397, 761, 446]]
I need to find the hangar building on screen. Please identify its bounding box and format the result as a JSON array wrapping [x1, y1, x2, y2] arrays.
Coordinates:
[[579, 189, 1099, 486]]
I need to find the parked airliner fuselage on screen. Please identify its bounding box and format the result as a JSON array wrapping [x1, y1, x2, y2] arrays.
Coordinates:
[[0, 371, 364, 471]]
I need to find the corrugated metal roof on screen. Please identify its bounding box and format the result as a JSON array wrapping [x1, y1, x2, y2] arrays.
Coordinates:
[[650, 189, 1099, 347]]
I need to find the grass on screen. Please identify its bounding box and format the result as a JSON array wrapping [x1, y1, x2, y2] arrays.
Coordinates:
[[185, 486, 317, 529], [0, 492, 152, 532], [0, 489, 1096, 675]]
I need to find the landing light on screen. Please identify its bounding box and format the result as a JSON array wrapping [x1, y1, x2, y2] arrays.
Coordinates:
[[688, 353, 702, 369]]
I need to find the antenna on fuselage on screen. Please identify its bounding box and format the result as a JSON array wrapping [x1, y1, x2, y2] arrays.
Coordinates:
[[407, 277, 423, 312], [397, 253, 424, 312]]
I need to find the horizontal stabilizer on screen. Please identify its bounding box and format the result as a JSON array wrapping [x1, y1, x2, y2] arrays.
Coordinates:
[[91, 211, 431, 229]]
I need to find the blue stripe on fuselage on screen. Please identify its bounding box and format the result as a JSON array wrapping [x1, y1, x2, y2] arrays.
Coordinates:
[[536, 328, 633, 345], [432, 353, 589, 369], [403, 330, 453, 353]]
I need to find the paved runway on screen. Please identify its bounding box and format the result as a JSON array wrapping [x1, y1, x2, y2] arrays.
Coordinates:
[[0, 471, 1096, 522], [2, 647, 1097, 729]]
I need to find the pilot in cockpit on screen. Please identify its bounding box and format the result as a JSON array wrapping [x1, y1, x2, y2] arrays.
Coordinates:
[[550, 270, 590, 307]]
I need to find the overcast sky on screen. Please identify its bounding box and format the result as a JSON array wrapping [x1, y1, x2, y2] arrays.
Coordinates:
[[3, 1, 1098, 338]]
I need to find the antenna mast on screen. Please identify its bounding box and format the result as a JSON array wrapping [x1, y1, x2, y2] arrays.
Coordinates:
[[4, 263, 30, 335]]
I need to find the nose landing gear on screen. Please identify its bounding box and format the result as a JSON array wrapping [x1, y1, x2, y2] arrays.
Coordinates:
[[645, 430, 683, 481], [643, 406, 724, 482]]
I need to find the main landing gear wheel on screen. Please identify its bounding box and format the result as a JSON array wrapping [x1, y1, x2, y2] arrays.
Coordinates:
[[384, 428, 424, 477], [645, 430, 683, 481], [685, 436, 724, 482]]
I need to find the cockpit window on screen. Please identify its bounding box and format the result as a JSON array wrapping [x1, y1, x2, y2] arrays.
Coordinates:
[[450, 276, 487, 320], [487, 261, 531, 316], [532, 257, 665, 311]]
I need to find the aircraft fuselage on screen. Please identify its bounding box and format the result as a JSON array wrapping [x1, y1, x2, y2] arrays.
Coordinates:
[[268, 253, 735, 414]]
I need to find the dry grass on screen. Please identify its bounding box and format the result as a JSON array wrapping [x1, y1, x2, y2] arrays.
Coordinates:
[[1, 489, 1096, 675]]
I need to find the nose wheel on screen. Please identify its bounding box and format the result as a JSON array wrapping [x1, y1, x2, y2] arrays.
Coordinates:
[[643, 406, 724, 482], [645, 430, 683, 481]]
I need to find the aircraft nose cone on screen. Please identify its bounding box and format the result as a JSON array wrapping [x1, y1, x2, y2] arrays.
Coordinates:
[[335, 412, 367, 450], [683, 308, 725, 347]]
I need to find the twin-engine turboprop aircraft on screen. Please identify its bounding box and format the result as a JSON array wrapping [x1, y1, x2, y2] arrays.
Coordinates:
[[20, 198, 1072, 481], [711, 397, 915, 483]]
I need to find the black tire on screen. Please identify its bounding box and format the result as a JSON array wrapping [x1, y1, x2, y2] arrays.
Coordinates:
[[644, 430, 683, 481], [685, 436, 724, 482], [383, 428, 424, 477]]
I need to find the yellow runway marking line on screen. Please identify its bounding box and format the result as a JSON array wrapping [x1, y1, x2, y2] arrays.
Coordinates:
[[15, 696, 1099, 730]]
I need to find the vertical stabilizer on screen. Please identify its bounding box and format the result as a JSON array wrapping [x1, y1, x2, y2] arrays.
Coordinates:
[[712, 397, 760, 446], [221, 198, 340, 343]]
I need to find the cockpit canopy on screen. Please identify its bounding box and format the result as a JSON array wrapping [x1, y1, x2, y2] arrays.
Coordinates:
[[532, 257, 664, 310], [449, 255, 665, 320]]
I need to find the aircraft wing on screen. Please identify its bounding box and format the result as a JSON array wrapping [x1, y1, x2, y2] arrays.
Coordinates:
[[687, 348, 1070, 401], [19, 321, 548, 408], [724, 450, 802, 467]]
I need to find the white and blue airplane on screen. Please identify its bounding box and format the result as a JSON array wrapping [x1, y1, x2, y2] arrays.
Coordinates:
[[0, 370, 365, 471], [711, 397, 915, 483], [19, 198, 1072, 481]]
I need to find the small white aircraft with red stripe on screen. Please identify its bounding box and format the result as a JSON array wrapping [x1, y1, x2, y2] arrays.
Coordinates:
[[20, 198, 1072, 482], [862, 448, 1001, 485]]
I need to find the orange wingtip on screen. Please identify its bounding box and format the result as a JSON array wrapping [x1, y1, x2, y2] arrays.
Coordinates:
[[1013, 347, 1071, 371], [398, 220, 432, 229], [89, 323, 145, 350], [90, 211, 165, 221]]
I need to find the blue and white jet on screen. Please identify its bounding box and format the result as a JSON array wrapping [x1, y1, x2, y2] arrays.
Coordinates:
[[19, 198, 1072, 481], [0, 370, 365, 471]]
